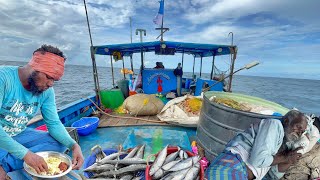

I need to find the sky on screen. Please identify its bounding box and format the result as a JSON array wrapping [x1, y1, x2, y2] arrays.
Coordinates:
[[0, 0, 319, 80]]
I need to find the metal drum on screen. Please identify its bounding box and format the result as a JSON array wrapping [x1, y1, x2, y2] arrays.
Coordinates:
[[197, 91, 289, 161]]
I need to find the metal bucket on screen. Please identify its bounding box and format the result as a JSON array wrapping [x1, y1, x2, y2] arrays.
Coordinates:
[[196, 91, 290, 161]]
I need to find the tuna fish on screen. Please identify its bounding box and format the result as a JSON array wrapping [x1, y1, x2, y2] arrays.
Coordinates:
[[93, 164, 147, 178], [119, 174, 133, 180], [134, 144, 145, 159], [160, 168, 189, 180], [163, 147, 180, 165], [84, 163, 115, 172], [124, 146, 139, 159], [169, 156, 200, 172], [99, 152, 127, 164], [152, 168, 166, 179], [149, 145, 168, 176], [162, 160, 181, 171], [185, 162, 200, 180], [98, 158, 147, 165]]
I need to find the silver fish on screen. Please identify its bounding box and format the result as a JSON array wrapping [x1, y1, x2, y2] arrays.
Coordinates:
[[149, 145, 168, 176], [169, 156, 200, 172], [84, 163, 115, 172], [132, 177, 141, 180], [99, 152, 127, 164], [119, 174, 133, 180], [87, 178, 118, 180], [179, 150, 188, 159], [98, 158, 147, 165], [134, 144, 145, 159], [160, 168, 189, 180], [179, 149, 188, 159], [185, 162, 200, 180], [124, 146, 139, 159], [94, 164, 147, 177], [91, 145, 107, 162], [152, 168, 166, 179], [183, 151, 188, 159], [162, 160, 181, 171], [163, 147, 180, 165], [171, 168, 190, 180]]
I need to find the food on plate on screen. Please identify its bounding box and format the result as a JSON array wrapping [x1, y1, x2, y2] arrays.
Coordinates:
[[30, 156, 69, 176]]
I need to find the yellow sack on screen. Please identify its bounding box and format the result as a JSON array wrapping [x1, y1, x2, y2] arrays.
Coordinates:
[[123, 94, 164, 116]]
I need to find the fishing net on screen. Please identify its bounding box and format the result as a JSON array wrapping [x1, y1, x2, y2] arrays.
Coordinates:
[[212, 97, 250, 111], [177, 98, 202, 116], [211, 97, 277, 114], [212, 65, 228, 81], [157, 95, 203, 127]]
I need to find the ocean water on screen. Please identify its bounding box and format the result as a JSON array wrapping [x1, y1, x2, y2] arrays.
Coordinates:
[[1, 60, 319, 116]]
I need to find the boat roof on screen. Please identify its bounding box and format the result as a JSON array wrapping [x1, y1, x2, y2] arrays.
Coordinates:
[[93, 41, 236, 57]]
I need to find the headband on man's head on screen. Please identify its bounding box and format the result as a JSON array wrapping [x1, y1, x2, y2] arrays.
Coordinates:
[[28, 51, 65, 80]]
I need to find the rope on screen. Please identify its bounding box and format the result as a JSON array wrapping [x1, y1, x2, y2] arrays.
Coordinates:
[[87, 98, 166, 124]]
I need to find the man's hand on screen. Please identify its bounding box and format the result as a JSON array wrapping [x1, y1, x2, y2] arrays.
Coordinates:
[[286, 147, 303, 164], [23, 151, 48, 174], [71, 143, 84, 170]]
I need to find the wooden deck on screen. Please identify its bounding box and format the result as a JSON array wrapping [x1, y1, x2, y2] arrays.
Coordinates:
[[98, 113, 169, 127]]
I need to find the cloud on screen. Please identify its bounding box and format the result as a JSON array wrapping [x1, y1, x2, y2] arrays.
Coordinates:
[[0, 0, 319, 79]]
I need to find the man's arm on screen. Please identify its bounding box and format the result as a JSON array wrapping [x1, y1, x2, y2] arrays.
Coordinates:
[[248, 119, 285, 168], [0, 77, 28, 159], [41, 88, 84, 169], [41, 88, 76, 149], [0, 126, 29, 159]]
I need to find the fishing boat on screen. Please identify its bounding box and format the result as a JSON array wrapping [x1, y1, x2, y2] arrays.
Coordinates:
[[24, 40, 238, 175], [19, 0, 292, 179]]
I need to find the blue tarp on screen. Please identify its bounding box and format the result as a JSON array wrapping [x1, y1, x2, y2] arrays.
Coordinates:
[[93, 41, 236, 57]]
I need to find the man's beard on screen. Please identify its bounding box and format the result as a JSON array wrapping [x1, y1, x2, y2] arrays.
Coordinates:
[[284, 130, 300, 150], [27, 72, 43, 96]]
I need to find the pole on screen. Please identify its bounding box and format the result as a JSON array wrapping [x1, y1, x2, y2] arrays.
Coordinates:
[[110, 55, 115, 87], [130, 55, 134, 73], [129, 17, 134, 73], [210, 54, 215, 79], [228, 32, 235, 92], [122, 58, 126, 79], [160, 0, 165, 42], [136, 29, 146, 70], [130, 17, 132, 43], [181, 51, 184, 69], [200, 56, 203, 78], [83, 0, 102, 107], [192, 56, 195, 77]]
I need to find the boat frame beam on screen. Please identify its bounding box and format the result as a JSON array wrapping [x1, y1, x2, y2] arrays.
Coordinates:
[[110, 55, 115, 87], [200, 56, 203, 78]]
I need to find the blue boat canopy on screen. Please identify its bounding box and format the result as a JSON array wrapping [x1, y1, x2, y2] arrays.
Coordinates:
[[93, 41, 236, 57]]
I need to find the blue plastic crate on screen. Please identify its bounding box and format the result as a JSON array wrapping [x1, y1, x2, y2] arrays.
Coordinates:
[[71, 117, 99, 136]]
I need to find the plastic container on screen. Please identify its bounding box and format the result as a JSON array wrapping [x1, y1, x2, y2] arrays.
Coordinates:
[[100, 89, 125, 109], [117, 79, 129, 98], [83, 149, 144, 178], [145, 146, 204, 180], [71, 117, 99, 136]]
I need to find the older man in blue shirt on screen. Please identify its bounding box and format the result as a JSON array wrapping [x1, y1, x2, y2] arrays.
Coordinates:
[[206, 110, 308, 180]]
